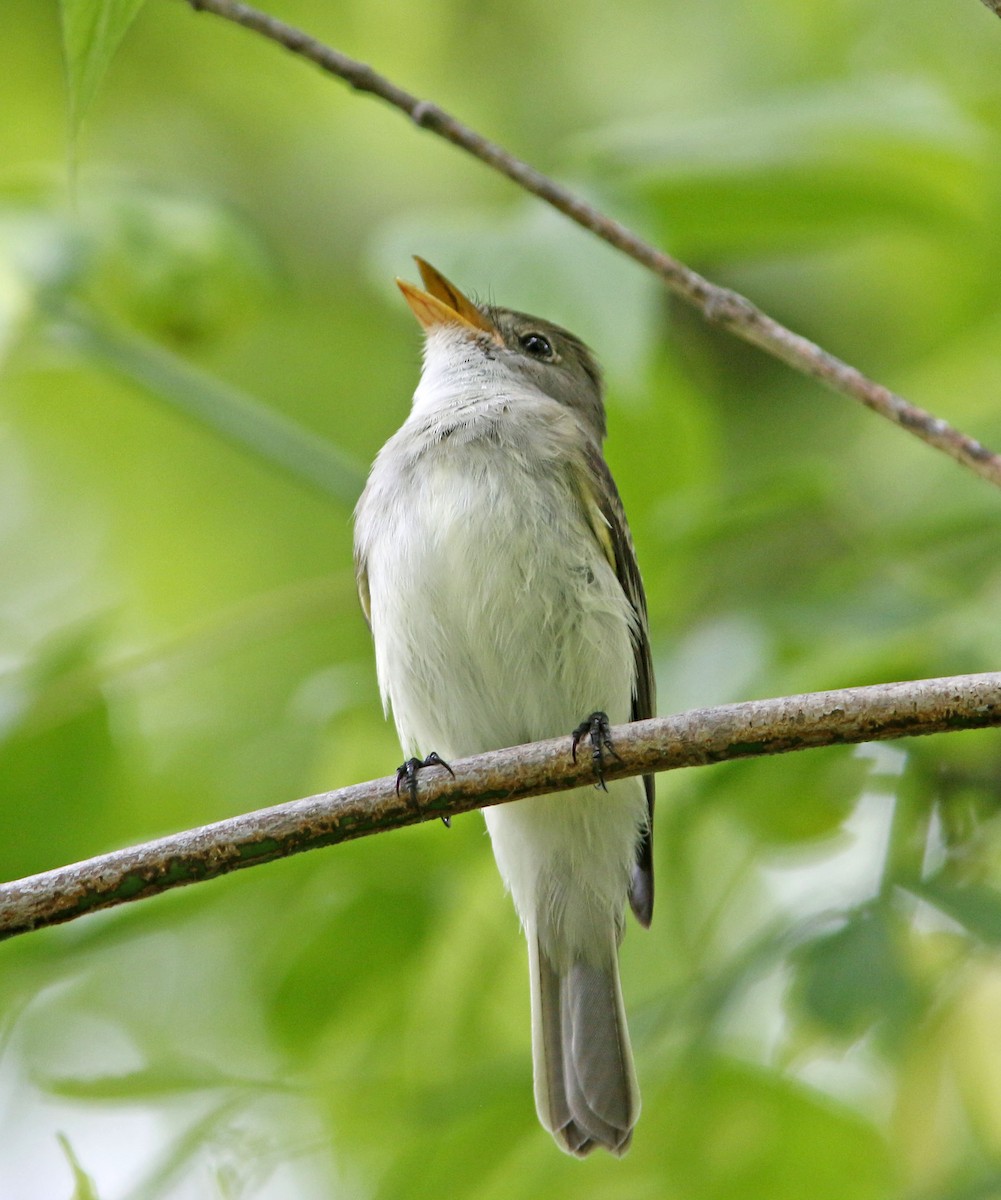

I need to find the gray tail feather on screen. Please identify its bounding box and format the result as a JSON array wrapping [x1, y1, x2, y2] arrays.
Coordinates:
[[528, 926, 639, 1156]]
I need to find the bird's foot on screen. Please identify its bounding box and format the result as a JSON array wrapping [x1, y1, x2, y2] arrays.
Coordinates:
[[395, 752, 455, 826], [570, 711, 621, 792]]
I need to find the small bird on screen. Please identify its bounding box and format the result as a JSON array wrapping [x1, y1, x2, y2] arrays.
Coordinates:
[[353, 259, 655, 1156]]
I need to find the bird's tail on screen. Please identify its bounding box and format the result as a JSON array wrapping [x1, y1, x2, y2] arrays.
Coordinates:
[[528, 922, 639, 1156]]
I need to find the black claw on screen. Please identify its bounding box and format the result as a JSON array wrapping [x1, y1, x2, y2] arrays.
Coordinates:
[[571, 711, 621, 791], [395, 752, 455, 826]]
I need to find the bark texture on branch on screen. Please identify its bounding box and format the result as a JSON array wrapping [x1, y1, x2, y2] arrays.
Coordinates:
[[2, 674, 999, 941]]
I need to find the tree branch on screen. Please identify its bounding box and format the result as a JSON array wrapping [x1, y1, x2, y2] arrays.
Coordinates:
[[2, 673, 999, 941], [183, 0, 1001, 491], [982, 0, 1001, 18]]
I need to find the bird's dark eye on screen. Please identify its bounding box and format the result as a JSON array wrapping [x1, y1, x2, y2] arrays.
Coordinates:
[[518, 332, 554, 360]]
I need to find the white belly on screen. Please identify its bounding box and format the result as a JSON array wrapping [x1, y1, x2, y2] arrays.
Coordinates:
[[367, 443, 631, 747], [362, 436, 646, 960]]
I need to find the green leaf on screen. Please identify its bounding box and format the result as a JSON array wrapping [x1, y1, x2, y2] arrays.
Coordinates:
[[910, 879, 1001, 947], [712, 745, 866, 845], [57, 1132, 102, 1200], [79, 187, 276, 345], [60, 0, 148, 136], [0, 630, 122, 881], [790, 904, 920, 1042]]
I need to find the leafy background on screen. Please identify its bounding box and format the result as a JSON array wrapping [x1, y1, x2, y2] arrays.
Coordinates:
[[2, 0, 1001, 1197]]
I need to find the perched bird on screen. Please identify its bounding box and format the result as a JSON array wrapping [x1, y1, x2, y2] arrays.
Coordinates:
[[353, 259, 654, 1155]]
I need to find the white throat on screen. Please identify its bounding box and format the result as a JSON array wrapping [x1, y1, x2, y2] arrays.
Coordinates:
[[410, 327, 523, 420]]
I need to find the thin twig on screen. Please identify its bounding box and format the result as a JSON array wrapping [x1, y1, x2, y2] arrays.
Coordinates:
[[185, 0, 1001, 491], [981, 0, 1001, 17], [3, 673, 1000, 940]]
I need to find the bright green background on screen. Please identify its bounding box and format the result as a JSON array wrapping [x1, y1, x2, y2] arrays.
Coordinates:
[[3, 1, 1001, 1197]]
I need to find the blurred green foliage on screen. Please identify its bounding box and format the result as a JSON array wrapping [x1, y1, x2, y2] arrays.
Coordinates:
[[2, 0, 1001, 1196]]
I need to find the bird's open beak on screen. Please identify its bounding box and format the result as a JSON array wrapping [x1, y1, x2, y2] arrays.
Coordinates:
[[397, 258, 500, 340]]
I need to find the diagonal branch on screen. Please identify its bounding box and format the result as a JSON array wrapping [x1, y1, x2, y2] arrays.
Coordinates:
[[185, 0, 1001, 491], [2, 673, 1000, 941]]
